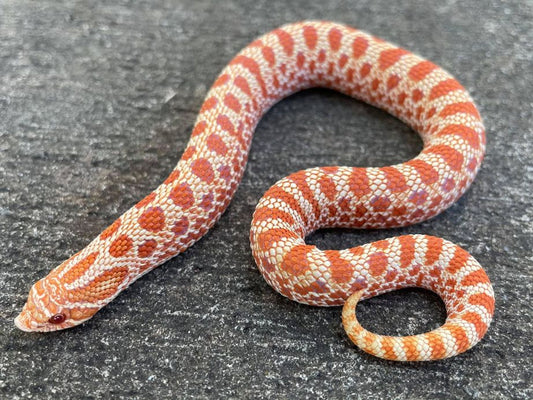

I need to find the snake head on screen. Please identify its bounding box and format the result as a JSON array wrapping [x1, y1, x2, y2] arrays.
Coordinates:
[[14, 277, 98, 332]]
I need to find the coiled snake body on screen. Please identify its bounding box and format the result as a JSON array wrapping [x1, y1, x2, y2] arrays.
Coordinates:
[[16, 21, 494, 361]]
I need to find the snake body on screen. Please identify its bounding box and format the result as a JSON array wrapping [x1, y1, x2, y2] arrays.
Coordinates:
[[16, 21, 494, 361]]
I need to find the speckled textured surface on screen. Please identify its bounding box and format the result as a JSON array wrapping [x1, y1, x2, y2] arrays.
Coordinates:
[[1, 0, 531, 398]]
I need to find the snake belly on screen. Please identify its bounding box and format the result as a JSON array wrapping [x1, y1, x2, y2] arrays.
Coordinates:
[[15, 21, 494, 361]]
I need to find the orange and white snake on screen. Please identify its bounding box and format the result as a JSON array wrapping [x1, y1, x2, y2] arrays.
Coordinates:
[[15, 21, 494, 361]]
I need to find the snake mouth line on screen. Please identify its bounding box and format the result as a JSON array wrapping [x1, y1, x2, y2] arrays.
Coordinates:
[[14, 312, 82, 333]]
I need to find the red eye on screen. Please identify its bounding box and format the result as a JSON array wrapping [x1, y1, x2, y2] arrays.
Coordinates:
[[48, 313, 66, 324]]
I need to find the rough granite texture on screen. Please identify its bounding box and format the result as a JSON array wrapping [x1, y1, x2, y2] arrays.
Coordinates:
[[1, 0, 531, 399]]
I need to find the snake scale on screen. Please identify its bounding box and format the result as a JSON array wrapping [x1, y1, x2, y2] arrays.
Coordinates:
[[16, 21, 494, 361]]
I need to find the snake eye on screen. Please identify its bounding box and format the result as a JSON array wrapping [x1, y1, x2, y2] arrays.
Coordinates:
[[48, 313, 66, 324]]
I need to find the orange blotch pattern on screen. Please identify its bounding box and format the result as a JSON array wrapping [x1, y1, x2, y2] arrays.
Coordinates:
[[164, 170, 180, 185], [182, 146, 196, 161], [370, 196, 391, 212], [325, 250, 354, 284], [402, 336, 421, 361], [234, 76, 252, 96], [224, 93, 242, 114], [468, 293, 495, 314], [135, 192, 157, 209], [406, 160, 439, 185], [192, 120, 207, 137], [138, 239, 158, 258], [138, 207, 166, 233], [207, 134, 228, 156], [318, 175, 337, 201], [62, 252, 99, 285], [437, 124, 481, 149], [447, 247, 471, 274], [429, 79, 464, 100], [289, 173, 321, 220], [425, 236, 443, 265], [274, 29, 294, 56], [257, 228, 298, 251], [462, 269, 490, 286], [338, 54, 348, 69], [408, 60, 437, 81], [253, 207, 295, 226], [462, 312, 487, 338], [281, 244, 313, 276], [412, 89, 424, 103], [426, 144, 464, 171], [373, 240, 389, 250], [303, 25, 318, 50], [386, 75, 400, 90], [261, 46, 276, 67], [352, 37, 369, 59], [74, 266, 129, 303], [382, 166, 408, 193], [348, 169, 370, 197], [200, 96, 217, 112], [367, 252, 388, 277], [426, 332, 447, 359], [378, 48, 408, 70], [213, 74, 230, 87], [446, 324, 470, 352], [398, 236, 416, 269], [360, 63, 372, 78], [100, 219, 121, 241], [439, 101, 481, 119], [109, 234, 133, 258], [328, 28, 343, 52], [171, 217, 189, 237], [169, 183, 195, 209], [191, 158, 215, 184]]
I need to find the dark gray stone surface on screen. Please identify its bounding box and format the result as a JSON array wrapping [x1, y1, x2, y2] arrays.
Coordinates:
[[1, 0, 531, 398]]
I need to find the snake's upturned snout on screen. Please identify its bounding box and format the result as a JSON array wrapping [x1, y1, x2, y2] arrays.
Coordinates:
[[15, 279, 77, 333], [14, 309, 33, 332]]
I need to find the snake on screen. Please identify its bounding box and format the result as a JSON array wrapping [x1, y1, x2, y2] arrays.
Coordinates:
[[15, 21, 494, 361]]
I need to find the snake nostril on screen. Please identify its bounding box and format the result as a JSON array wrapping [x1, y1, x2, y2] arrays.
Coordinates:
[[48, 313, 66, 324]]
